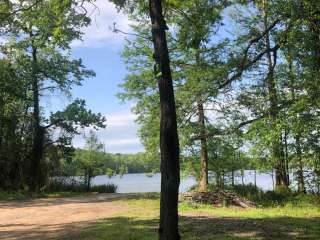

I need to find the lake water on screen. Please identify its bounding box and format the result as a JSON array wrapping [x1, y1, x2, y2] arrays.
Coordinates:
[[91, 170, 276, 193]]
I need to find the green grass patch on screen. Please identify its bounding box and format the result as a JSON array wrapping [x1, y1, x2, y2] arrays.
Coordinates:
[[80, 193, 320, 240], [2, 190, 319, 239]]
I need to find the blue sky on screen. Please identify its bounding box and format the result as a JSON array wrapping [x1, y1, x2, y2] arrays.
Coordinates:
[[45, 1, 144, 153]]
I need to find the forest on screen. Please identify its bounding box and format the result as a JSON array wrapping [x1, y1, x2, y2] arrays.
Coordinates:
[[0, 0, 320, 240]]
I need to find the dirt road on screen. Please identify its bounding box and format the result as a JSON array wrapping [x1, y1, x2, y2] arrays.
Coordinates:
[[0, 194, 128, 240]]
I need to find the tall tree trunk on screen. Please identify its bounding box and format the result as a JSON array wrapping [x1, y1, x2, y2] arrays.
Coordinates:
[[309, 15, 320, 69], [271, 170, 275, 190], [222, 171, 225, 189], [262, 0, 288, 189], [197, 102, 209, 192], [30, 45, 44, 193], [288, 58, 306, 193], [241, 169, 244, 186], [215, 171, 220, 187], [148, 1, 180, 239], [254, 169, 257, 189], [194, 49, 209, 192], [87, 170, 91, 192], [283, 129, 290, 185], [295, 135, 306, 193], [231, 152, 235, 187], [238, 140, 244, 186], [231, 168, 235, 188]]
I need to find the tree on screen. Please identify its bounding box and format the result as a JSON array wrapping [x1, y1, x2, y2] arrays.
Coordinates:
[[148, 1, 180, 239], [119, 0, 229, 193], [169, 0, 227, 192], [77, 130, 105, 191], [0, 0, 106, 191], [2, 0, 93, 192], [0, 58, 32, 190]]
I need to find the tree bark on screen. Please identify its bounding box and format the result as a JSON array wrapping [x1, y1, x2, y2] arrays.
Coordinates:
[[197, 102, 209, 192], [194, 48, 209, 192], [262, 0, 288, 189], [148, 1, 180, 240], [231, 168, 235, 188], [87, 170, 91, 192], [295, 136, 306, 193], [283, 129, 290, 185], [288, 59, 306, 193], [30, 45, 44, 193]]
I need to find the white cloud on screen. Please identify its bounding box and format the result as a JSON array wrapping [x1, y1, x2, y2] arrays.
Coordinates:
[[71, 0, 132, 48], [0, 37, 6, 44], [0, 36, 9, 50], [73, 107, 144, 153], [106, 111, 136, 127]]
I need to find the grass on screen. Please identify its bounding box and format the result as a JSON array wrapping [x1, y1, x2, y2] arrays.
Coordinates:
[[2, 190, 319, 239], [0, 190, 86, 201], [80, 193, 320, 240], [227, 184, 320, 207]]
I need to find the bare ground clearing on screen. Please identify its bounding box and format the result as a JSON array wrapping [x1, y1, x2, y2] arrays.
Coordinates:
[[0, 193, 128, 240]]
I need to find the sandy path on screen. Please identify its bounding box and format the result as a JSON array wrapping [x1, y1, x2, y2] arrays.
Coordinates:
[[0, 194, 128, 240]]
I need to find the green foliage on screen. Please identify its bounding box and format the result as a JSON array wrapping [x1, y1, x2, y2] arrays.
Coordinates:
[[117, 0, 320, 193], [0, 0, 105, 190], [45, 178, 117, 193], [75, 130, 106, 190], [230, 184, 320, 207], [106, 168, 115, 178], [46, 178, 88, 192], [50, 99, 106, 134], [57, 150, 157, 177], [0, 191, 29, 201], [1, 0, 320, 197], [119, 0, 232, 185], [228, 184, 261, 198]]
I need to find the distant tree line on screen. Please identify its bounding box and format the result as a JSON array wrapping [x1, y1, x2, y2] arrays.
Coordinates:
[[48, 139, 158, 179], [45, 130, 157, 191]]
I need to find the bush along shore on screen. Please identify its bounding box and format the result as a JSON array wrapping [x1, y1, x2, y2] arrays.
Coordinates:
[[46, 178, 117, 193], [0, 178, 117, 201]]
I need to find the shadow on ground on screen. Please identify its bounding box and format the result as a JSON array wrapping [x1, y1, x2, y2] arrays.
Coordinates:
[[0, 220, 94, 240], [1, 215, 319, 240], [80, 216, 320, 240]]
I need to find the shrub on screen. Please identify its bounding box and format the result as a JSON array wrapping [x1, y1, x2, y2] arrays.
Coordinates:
[[0, 190, 28, 201], [229, 184, 262, 197], [46, 178, 117, 193], [46, 177, 87, 192], [90, 184, 117, 193]]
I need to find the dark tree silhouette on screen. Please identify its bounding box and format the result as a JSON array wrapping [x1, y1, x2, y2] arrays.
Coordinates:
[[148, 0, 180, 239]]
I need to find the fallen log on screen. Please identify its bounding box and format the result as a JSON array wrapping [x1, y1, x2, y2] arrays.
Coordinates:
[[217, 189, 256, 208]]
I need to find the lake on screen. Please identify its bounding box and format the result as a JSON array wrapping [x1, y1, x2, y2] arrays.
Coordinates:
[[91, 170, 276, 193]]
